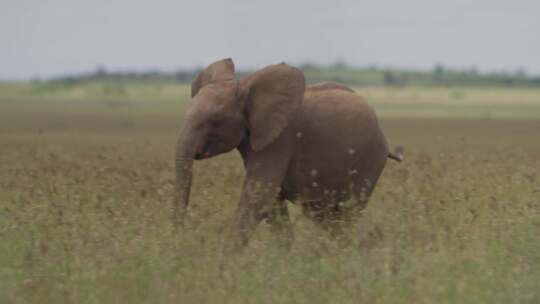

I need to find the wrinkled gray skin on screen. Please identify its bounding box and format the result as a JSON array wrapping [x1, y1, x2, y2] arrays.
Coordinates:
[[175, 58, 395, 248]]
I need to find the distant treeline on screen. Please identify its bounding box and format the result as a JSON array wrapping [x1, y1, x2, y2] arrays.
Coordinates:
[[48, 63, 540, 87]]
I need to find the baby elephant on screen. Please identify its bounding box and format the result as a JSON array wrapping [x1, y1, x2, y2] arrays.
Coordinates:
[[174, 58, 400, 247]]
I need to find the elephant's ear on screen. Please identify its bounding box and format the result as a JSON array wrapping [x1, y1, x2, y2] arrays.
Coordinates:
[[243, 63, 305, 151], [191, 58, 235, 97]]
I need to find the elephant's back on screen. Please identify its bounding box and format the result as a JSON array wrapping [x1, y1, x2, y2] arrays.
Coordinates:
[[299, 89, 385, 143]]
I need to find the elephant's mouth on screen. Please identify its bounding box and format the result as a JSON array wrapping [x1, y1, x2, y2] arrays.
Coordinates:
[[195, 137, 232, 160], [195, 143, 213, 160], [195, 149, 210, 160], [195, 152, 209, 160]]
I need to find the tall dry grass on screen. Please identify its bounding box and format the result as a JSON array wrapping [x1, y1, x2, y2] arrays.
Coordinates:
[[1, 85, 539, 303]]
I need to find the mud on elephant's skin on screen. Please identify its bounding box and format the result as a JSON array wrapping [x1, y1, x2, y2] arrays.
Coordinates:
[[174, 58, 401, 248]]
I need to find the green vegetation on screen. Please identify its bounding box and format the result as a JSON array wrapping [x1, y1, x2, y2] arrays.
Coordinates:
[[300, 63, 540, 87], [23, 63, 540, 88], [0, 83, 539, 303]]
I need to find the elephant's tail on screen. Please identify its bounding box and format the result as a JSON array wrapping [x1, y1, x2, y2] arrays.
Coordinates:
[[388, 146, 404, 162]]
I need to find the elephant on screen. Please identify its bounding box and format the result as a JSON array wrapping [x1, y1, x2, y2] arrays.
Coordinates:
[[174, 58, 401, 247]]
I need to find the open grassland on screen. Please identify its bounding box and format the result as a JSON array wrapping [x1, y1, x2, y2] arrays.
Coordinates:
[[0, 84, 539, 303], [2, 83, 540, 120]]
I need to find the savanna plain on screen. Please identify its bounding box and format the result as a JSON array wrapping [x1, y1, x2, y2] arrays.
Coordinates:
[[1, 83, 539, 303]]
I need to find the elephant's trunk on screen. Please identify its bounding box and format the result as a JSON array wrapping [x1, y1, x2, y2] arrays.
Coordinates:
[[173, 123, 201, 224]]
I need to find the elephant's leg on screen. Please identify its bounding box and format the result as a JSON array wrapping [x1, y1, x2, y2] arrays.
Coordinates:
[[230, 181, 288, 250], [349, 175, 377, 209], [231, 133, 295, 250], [350, 150, 387, 210], [230, 182, 268, 248], [301, 200, 349, 241], [264, 197, 293, 249]]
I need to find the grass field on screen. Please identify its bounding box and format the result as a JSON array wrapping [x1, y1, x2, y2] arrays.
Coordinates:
[[1, 84, 539, 303]]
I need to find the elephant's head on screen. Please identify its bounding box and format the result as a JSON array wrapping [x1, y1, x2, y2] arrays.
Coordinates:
[[174, 58, 305, 212]]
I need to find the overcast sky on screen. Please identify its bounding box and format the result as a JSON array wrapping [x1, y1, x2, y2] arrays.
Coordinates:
[[2, 0, 539, 80]]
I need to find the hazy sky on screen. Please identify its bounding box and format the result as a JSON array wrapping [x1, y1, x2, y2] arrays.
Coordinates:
[[2, 0, 539, 80]]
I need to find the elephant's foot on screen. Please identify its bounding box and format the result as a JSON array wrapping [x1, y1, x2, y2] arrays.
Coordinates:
[[265, 200, 294, 250], [267, 220, 293, 251]]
